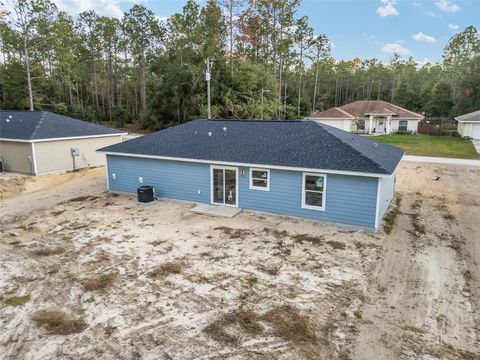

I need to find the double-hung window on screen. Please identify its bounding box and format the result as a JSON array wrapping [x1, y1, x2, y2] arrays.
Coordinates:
[[398, 120, 408, 131], [302, 173, 326, 211], [250, 168, 270, 191]]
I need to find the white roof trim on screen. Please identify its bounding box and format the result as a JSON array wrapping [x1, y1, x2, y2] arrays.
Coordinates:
[[0, 133, 127, 143], [455, 119, 480, 123], [99, 150, 396, 178]]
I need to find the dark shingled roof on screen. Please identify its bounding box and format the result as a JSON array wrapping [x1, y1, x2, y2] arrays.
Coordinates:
[[99, 119, 404, 175], [455, 110, 480, 122], [0, 110, 124, 140]]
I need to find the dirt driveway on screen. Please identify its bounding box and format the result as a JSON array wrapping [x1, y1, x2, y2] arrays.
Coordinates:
[[0, 163, 479, 359]]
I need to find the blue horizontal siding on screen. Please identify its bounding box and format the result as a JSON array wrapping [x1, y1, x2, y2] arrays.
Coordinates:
[[238, 168, 377, 228], [106, 155, 378, 228], [107, 155, 210, 203]]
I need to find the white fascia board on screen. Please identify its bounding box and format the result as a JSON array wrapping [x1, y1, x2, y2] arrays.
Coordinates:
[[0, 138, 31, 143], [100, 151, 392, 178], [0, 133, 127, 143], [455, 119, 480, 123]]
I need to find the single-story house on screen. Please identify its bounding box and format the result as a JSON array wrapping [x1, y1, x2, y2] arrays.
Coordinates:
[[455, 110, 480, 139], [98, 119, 404, 230], [306, 100, 423, 134], [0, 111, 126, 175]]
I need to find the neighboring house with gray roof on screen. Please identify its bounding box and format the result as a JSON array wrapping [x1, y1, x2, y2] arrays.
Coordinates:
[[455, 110, 480, 140], [306, 100, 424, 134], [98, 119, 404, 230], [0, 111, 126, 175]]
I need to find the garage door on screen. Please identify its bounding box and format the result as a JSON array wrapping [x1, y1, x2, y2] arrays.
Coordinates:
[[471, 124, 480, 140]]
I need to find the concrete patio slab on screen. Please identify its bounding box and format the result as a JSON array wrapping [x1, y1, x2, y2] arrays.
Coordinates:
[[191, 203, 242, 218]]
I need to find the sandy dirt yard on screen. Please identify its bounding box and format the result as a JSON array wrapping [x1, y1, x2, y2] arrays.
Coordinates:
[[0, 162, 479, 360]]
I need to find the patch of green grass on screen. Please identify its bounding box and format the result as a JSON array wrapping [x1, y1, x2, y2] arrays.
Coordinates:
[[372, 134, 480, 159], [5, 294, 31, 306]]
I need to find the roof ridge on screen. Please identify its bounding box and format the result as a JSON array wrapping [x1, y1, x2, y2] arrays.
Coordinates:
[[335, 107, 355, 118], [314, 122, 390, 174], [29, 111, 47, 140], [383, 108, 395, 113]]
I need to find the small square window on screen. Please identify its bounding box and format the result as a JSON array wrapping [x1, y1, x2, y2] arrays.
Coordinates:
[[250, 168, 270, 191]]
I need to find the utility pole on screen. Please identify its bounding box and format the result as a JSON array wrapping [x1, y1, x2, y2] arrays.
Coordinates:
[[260, 89, 269, 120], [205, 57, 214, 119]]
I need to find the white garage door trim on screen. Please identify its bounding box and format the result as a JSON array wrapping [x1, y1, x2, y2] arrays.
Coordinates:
[[471, 124, 480, 140]]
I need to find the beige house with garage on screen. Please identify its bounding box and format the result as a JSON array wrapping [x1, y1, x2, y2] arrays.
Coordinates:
[[0, 111, 126, 175], [455, 110, 480, 140], [306, 100, 423, 134]]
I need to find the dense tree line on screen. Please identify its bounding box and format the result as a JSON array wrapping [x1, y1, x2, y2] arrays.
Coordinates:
[[1, 0, 479, 130]]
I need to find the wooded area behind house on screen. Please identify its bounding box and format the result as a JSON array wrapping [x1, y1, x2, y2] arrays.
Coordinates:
[[1, 0, 479, 130]]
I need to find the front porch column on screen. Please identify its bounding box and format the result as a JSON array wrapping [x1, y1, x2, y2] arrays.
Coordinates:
[[386, 115, 392, 134], [369, 115, 373, 134]]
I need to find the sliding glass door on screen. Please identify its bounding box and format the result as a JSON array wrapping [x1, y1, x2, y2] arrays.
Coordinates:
[[212, 166, 237, 206]]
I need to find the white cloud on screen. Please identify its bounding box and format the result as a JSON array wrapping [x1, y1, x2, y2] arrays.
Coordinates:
[[449, 23, 459, 30], [425, 10, 442, 18], [413, 32, 436, 43], [382, 43, 411, 56], [376, 0, 400, 17], [435, 0, 460, 13], [54, 0, 124, 18]]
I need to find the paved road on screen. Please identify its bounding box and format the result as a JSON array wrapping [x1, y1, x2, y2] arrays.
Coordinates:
[[402, 155, 480, 166]]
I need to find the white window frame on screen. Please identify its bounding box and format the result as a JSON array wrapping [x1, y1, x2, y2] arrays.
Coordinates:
[[210, 165, 239, 208], [249, 168, 270, 191], [398, 120, 408, 131], [301, 172, 327, 211]]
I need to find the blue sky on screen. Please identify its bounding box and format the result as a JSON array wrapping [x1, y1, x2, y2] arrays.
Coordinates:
[[54, 0, 479, 63]]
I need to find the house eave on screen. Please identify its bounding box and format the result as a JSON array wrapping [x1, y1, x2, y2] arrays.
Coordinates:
[[0, 133, 127, 143], [455, 119, 480, 123], [98, 150, 397, 178]]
